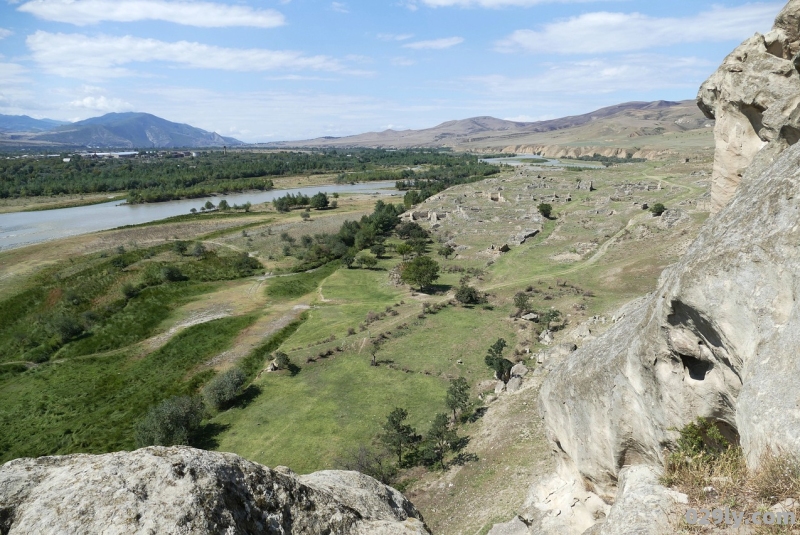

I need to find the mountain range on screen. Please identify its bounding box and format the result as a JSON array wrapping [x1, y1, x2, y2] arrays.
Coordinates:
[[0, 112, 242, 149], [264, 100, 714, 154]]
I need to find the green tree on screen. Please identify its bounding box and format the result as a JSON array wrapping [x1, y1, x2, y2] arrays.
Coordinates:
[[173, 241, 188, 255], [301, 210, 311, 221], [400, 256, 440, 290], [370, 243, 386, 258], [650, 203, 666, 216], [310, 192, 329, 210], [445, 377, 470, 422], [135, 396, 205, 447], [204, 200, 215, 210], [396, 243, 413, 261], [425, 413, 458, 469], [380, 408, 418, 465], [513, 292, 531, 314], [437, 245, 455, 260], [202, 368, 246, 410], [218, 199, 230, 211], [191, 242, 206, 258], [161, 265, 185, 282], [274, 351, 290, 370], [484, 338, 513, 383], [358, 254, 378, 269], [455, 284, 481, 305], [538, 203, 553, 219], [341, 253, 355, 269]]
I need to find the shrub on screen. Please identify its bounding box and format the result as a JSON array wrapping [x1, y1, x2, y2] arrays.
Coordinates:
[[122, 283, 140, 299], [538, 203, 553, 218], [455, 285, 482, 305], [274, 351, 290, 370], [513, 292, 531, 313], [161, 265, 185, 282], [650, 203, 666, 216], [202, 368, 246, 410], [135, 396, 205, 447]]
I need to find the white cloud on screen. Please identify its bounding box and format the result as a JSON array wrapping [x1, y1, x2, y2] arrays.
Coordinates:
[[407, 0, 592, 7], [377, 33, 414, 41], [330, 1, 348, 13], [496, 3, 783, 54], [403, 37, 463, 50], [0, 62, 34, 112], [17, 0, 286, 28], [69, 95, 134, 112], [27, 32, 346, 79], [467, 54, 714, 96], [0, 28, 13, 39], [391, 57, 416, 66]]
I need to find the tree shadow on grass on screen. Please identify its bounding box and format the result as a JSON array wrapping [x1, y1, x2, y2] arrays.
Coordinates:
[[232, 384, 262, 409], [450, 452, 479, 466], [465, 406, 488, 424], [452, 435, 471, 453], [288, 363, 301, 377], [192, 422, 230, 450]]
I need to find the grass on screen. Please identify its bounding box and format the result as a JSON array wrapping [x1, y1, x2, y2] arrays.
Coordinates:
[[0, 315, 256, 462], [265, 261, 340, 300], [211, 354, 448, 473]]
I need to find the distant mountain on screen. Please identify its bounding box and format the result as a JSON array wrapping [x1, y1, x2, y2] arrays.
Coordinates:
[[0, 114, 68, 133], [264, 100, 713, 151], [31, 113, 243, 149]]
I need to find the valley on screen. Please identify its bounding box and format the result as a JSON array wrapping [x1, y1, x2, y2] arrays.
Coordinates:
[[0, 147, 714, 533]]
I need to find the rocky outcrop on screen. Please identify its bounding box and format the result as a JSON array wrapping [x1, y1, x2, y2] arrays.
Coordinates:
[[496, 145, 673, 161], [0, 446, 430, 535], [531, 128, 800, 535], [698, 0, 800, 212]]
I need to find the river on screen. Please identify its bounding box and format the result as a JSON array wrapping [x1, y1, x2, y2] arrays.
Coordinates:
[[480, 156, 603, 168], [0, 181, 399, 251]]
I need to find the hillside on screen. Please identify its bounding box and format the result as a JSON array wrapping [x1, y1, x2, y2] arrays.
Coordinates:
[[0, 114, 67, 133], [0, 112, 243, 149], [265, 100, 714, 156]]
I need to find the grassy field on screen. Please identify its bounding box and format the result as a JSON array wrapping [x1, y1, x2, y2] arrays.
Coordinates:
[[0, 153, 715, 532]]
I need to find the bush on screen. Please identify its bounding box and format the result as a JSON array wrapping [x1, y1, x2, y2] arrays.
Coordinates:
[[202, 368, 247, 410], [274, 351, 290, 370], [122, 283, 140, 299], [160, 265, 185, 282], [135, 396, 205, 447], [538, 203, 553, 219], [455, 285, 481, 305], [650, 203, 666, 216]]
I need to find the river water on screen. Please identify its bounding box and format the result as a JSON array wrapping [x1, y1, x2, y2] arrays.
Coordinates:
[[480, 156, 603, 168], [0, 181, 398, 251]]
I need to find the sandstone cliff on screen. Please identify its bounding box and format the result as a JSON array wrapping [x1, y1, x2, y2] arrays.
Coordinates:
[[698, 0, 800, 212], [0, 447, 430, 535], [520, 2, 800, 533]]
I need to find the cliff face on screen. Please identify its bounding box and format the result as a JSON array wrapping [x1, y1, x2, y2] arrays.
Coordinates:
[[0, 447, 430, 535], [698, 0, 800, 212], [527, 2, 800, 533]]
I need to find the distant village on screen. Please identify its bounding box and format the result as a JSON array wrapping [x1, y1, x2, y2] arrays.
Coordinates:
[[5, 150, 204, 162]]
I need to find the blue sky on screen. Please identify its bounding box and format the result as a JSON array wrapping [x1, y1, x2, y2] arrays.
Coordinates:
[[0, 0, 785, 142]]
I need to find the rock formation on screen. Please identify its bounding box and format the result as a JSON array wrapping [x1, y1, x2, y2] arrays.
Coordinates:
[[0, 446, 430, 535], [519, 2, 800, 533], [698, 0, 800, 212]]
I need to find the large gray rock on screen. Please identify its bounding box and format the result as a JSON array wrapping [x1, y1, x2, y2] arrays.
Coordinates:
[[0, 446, 430, 535], [698, 0, 800, 212], [535, 133, 800, 533]]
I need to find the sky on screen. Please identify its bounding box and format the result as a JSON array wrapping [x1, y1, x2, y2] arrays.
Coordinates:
[[0, 0, 786, 142]]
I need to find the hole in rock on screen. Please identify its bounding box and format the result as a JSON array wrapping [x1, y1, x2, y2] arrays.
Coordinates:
[[781, 125, 800, 146], [680, 354, 712, 381]]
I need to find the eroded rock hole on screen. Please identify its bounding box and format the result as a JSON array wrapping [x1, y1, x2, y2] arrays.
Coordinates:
[[781, 124, 800, 146], [680, 354, 712, 381]]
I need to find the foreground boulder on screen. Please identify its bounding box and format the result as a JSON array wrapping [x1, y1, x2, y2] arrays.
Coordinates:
[[0, 446, 430, 535], [698, 0, 800, 212]]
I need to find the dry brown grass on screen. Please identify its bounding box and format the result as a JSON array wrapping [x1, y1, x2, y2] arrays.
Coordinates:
[[663, 428, 800, 533]]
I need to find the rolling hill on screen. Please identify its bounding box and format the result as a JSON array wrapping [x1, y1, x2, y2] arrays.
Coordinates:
[[0, 112, 243, 149], [264, 100, 714, 157], [0, 115, 67, 133]]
